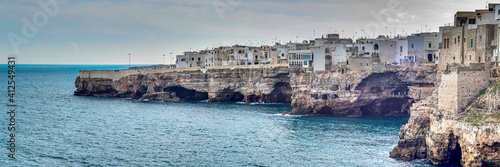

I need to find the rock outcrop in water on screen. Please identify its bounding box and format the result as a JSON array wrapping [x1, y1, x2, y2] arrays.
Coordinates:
[[75, 66, 292, 104]]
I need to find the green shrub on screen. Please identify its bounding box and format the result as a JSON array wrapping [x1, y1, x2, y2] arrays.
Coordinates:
[[478, 88, 488, 97]]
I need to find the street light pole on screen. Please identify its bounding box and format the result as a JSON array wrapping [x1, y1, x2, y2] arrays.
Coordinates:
[[128, 53, 131, 68], [170, 52, 173, 66]]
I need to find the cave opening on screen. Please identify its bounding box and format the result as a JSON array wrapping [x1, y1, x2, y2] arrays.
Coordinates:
[[246, 94, 261, 103], [360, 98, 414, 116], [264, 82, 292, 103], [448, 134, 463, 166], [164, 86, 208, 101], [355, 72, 418, 116], [134, 85, 148, 98], [228, 91, 244, 102]]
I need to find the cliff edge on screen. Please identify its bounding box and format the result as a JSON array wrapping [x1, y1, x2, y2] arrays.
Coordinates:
[[390, 66, 500, 166], [75, 65, 437, 116]]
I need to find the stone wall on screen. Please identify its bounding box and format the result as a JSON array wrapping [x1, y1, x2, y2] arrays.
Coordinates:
[[409, 86, 434, 101], [79, 65, 290, 81], [438, 66, 490, 113], [79, 67, 201, 81], [438, 24, 497, 72], [348, 57, 372, 71]]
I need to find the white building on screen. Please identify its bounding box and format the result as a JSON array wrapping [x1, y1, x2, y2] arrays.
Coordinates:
[[288, 50, 313, 69], [396, 38, 409, 64], [408, 32, 439, 64], [175, 51, 206, 68], [376, 36, 398, 64], [176, 55, 188, 68], [332, 43, 351, 66], [201, 50, 215, 67]]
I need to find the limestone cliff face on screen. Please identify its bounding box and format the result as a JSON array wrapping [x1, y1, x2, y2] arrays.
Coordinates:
[[75, 66, 436, 116], [391, 79, 500, 166], [289, 66, 437, 116], [75, 67, 292, 104]]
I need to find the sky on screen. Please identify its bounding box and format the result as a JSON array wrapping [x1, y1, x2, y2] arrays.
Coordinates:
[[0, 0, 494, 64]]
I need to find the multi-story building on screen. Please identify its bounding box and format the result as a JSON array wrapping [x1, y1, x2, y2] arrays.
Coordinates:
[[376, 36, 398, 64], [288, 50, 313, 69], [311, 34, 353, 71], [438, 5, 500, 72], [396, 37, 409, 64], [176, 55, 188, 68], [408, 32, 439, 64], [437, 4, 500, 113], [201, 50, 215, 67], [175, 51, 206, 68], [213, 46, 230, 66]]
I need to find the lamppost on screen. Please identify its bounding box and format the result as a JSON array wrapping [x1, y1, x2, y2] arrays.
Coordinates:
[[170, 52, 173, 66], [128, 53, 131, 68]]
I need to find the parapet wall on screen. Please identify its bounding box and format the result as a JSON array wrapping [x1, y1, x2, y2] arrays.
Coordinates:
[[80, 65, 290, 81], [79, 67, 201, 81], [438, 67, 490, 113]]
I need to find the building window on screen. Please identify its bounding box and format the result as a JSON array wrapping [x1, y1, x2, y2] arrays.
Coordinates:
[[498, 9, 500, 15], [411, 44, 414, 48], [458, 36, 460, 43], [480, 36, 482, 43], [192, 58, 194, 61], [360, 63, 363, 66], [471, 39, 474, 48], [429, 42, 432, 48], [198, 58, 201, 61], [455, 38, 457, 44]]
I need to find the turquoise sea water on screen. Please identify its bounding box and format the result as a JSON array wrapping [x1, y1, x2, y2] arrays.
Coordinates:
[[0, 65, 437, 166]]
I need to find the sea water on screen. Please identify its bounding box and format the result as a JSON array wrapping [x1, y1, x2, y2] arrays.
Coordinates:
[[0, 65, 436, 166]]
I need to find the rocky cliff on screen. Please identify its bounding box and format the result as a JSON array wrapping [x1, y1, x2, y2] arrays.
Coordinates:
[[75, 65, 500, 166], [289, 66, 437, 116], [75, 66, 292, 104], [390, 76, 500, 166], [75, 65, 436, 116]]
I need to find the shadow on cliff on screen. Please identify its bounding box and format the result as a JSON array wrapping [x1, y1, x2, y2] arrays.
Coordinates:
[[355, 72, 414, 116], [164, 86, 209, 101], [211, 82, 293, 104]]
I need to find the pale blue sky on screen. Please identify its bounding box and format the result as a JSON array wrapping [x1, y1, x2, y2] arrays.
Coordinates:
[[0, 0, 493, 64]]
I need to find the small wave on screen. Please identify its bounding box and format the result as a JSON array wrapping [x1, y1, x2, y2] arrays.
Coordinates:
[[273, 113, 302, 117]]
